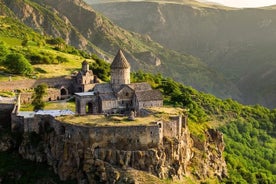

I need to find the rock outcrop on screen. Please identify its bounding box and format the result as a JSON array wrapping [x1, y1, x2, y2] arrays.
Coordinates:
[[17, 124, 227, 183], [191, 129, 227, 181]]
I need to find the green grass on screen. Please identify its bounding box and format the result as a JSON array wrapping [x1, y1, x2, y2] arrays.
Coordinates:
[[0, 91, 15, 97], [20, 101, 76, 112], [44, 101, 75, 112], [0, 36, 22, 46]]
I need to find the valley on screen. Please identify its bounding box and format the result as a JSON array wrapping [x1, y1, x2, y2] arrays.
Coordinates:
[[0, 0, 276, 183], [90, 0, 276, 108]]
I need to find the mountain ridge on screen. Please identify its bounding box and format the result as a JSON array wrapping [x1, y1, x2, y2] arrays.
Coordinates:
[[0, 0, 240, 100], [91, 1, 276, 108]]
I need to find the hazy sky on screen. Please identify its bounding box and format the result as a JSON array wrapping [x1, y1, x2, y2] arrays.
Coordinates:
[[208, 0, 276, 8]]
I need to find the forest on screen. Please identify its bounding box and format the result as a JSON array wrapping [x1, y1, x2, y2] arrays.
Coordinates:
[[130, 71, 276, 183]]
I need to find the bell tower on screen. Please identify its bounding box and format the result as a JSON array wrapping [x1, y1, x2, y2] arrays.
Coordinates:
[[110, 49, 130, 86], [82, 60, 89, 73]]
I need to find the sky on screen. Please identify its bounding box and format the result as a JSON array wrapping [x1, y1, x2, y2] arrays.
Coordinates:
[[206, 0, 276, 8]]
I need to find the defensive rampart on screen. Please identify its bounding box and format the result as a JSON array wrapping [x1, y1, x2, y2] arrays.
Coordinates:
[[0, 103, 15, 126], [0, 76, 73, 92]]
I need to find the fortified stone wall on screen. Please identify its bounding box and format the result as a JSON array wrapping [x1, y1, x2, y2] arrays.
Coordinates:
[[163, 116, 183, 139], [20, 88, 61, 104], [13, 114, 164, 150], [11, 113, 24, 132], [0, 103, 15, 126], [87, 125, 162, 150], [0, 76, 73, 93], [14, 113, 195, 182], [11, 112, 227, 182]]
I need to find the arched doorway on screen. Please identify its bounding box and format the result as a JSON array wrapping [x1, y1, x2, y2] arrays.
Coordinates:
[[60, 88, 68, 96], [86, 102, 93, 114]]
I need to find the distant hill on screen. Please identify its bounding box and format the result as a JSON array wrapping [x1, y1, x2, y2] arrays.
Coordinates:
[[90, 0, 276, 108], [0, 0, 240, 101]]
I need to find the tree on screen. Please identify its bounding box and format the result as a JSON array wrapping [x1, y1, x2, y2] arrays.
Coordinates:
[[3, 53, 33, 75], [32, 84, 47, 111], [0, 41, 9, 63], [90, 57, 110, 82]]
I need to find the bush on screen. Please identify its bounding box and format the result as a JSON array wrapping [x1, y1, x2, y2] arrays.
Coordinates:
[[0, 41, 9, 63], [32, 83, 47, 111], [3, 53, 33, 75], [90, 56, 110, 82]]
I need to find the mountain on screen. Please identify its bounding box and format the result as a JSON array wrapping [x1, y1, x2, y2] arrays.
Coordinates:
[[90, 0, 276, 108], [0, 0, 241, 100]]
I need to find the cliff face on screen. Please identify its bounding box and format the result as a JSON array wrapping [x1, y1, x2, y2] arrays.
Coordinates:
[[16, 118, 227, 183], [191, 129, 227, 180], [2, 0, 88, 49]]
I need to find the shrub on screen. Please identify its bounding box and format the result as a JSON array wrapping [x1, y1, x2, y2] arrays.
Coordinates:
[[3, 53, 33, 75]]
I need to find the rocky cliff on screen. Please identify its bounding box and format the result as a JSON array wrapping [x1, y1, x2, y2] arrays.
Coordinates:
[[16, 121, 226, 183]]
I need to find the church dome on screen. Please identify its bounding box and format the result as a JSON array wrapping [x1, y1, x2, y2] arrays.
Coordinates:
[[111, 49, 130, 69]]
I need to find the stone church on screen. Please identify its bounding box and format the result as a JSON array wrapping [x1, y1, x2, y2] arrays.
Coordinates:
[[75, 49, 163, 115], [72, 60, 98, 93]]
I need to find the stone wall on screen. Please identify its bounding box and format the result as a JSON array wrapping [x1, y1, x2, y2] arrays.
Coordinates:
[[137, 100, 163, 112], [11, 113, 24, 132], [88, 125, 162, 150], [12, 113, 227, 182], [20, 88, 61, 104], [14, 114, 194, 182], [0, 103, 15, 127], [75, 94, 98, 115], [163, 116, 183, 139], [0, 76, 73, 93], [13, 114, 163, 150]]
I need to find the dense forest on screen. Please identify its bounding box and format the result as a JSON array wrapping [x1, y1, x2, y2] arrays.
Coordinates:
[[130, 71, 276, 183]]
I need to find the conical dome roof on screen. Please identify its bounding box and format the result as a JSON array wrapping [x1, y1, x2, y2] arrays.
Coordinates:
[[111, 49, 130, 69]]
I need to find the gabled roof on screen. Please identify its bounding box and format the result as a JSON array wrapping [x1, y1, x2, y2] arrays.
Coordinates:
[[117, 85, 134, 94], [93, 83, 113, 94], [135, 90, 163, 102], [99, 93, 117, 101], [110, 49, 130, 69], [127, 82, 152, 91]]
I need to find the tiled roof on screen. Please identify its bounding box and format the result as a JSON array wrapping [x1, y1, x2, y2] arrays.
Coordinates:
[[135, 90, 163, 102], [110, 49, 130, 69]]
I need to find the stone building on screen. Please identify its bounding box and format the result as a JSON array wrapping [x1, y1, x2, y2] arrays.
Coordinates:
[[75, 49, 163, 115], [72, 60, 98, 92]]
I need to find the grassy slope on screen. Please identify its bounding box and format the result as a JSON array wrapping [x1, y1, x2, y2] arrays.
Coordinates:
[[0, 16, 89, 81]]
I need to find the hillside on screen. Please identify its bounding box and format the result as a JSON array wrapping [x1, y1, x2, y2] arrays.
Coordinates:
[[91, 0, 276, 108], [1, 71, 275, 183], [0, 15, 92, 81], [131, 71, 276, 183], [0, 0, 241, 100]]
